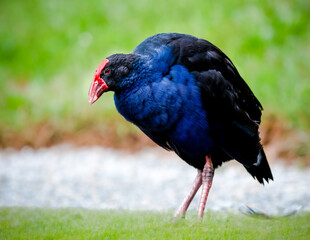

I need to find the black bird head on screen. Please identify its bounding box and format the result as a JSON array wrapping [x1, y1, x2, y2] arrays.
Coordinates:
[[88, 54, 139, 104]]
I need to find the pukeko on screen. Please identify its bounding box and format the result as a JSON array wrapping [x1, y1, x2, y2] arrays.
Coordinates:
[[88, 33, 273, 218]]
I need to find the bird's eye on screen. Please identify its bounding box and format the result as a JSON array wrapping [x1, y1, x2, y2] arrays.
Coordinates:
[[104, 69, 111, 75]]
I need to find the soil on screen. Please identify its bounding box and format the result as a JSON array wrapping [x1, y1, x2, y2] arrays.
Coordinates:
[[0, 115, 309, 165]]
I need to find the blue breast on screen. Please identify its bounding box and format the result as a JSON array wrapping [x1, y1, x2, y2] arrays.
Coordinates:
[[114, 60, 214, 162]]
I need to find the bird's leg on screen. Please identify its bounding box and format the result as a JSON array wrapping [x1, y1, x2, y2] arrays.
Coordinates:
[[198, 155, 214, 219], [174, 170, 202, 218]]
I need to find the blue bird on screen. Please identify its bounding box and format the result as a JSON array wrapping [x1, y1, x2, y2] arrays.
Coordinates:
[[88, 33, 273, 219]]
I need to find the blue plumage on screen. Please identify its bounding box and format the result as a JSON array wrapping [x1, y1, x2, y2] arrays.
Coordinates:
[[113, 50, 213, 169]]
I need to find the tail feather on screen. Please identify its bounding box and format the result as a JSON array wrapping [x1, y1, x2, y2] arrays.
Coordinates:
[[245, 148, 273, 184]]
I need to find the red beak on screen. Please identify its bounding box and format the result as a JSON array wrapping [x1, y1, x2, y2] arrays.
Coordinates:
[[88, 59, 110, 104]]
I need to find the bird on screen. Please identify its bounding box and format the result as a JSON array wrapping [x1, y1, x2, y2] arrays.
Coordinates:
[[88, 33, 273, 219]]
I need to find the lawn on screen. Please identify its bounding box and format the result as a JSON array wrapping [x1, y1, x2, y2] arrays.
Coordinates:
[[0, 208, 309, 239]]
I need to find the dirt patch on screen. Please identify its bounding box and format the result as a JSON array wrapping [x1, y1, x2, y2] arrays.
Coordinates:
[[260, 115, 310, 165], [1, 116, 309, 165], [0, 122, 156, 152]]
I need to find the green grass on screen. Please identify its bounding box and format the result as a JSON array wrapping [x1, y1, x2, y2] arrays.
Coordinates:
[[0, 0, 310, 133], [0, 208, 309, 239]]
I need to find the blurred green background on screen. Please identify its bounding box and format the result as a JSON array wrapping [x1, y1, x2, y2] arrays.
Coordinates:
[[0, 0, 309, 154]]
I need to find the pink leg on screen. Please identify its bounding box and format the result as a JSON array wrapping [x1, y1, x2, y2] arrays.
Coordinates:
[[198, 155, 214, 218], [174, 170, 202, 218]]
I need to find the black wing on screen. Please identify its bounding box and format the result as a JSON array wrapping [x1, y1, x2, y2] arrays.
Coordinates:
[[167, 34, 273, 183]]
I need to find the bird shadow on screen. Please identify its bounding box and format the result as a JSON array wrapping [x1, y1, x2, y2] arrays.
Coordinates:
[[240, 205, 301, 219]]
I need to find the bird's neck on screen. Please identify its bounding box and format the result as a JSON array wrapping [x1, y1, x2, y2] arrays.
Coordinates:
[[115, 56, 161, 94]]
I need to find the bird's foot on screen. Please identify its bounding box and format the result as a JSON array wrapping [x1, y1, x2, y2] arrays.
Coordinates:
[[198, 155, 214, 219], [174, 155, 214, 220]]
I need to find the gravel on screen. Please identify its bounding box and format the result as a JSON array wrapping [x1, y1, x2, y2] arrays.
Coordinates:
[[0, 145, 309, 215]]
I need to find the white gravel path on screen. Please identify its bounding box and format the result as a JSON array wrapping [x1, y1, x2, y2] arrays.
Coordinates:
[[0, 145, 309, 215]]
